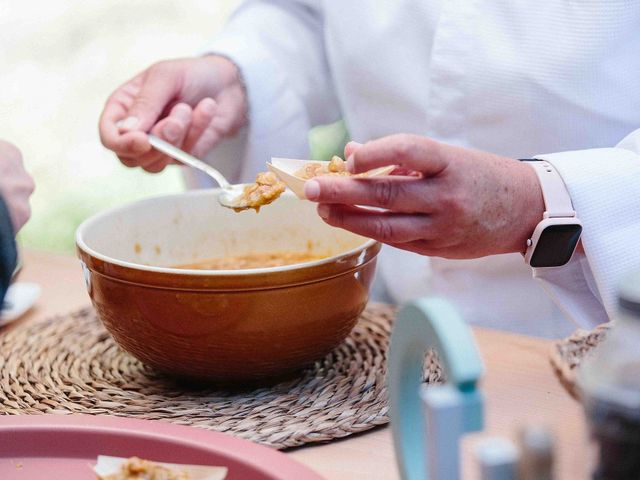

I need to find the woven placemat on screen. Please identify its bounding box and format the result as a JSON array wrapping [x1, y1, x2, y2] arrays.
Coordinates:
[[0, 303, 443, 449], [549, 322, 611, 400]]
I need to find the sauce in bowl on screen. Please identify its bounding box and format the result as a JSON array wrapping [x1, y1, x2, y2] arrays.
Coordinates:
[[175, 252, 327, 270]]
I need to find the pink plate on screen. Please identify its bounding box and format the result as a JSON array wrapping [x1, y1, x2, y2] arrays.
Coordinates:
[[0, 414, 324, 480]]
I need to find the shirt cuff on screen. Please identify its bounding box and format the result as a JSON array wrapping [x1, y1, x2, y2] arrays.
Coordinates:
[[534, 147, 640, 323], [197, 33, 311, 183], [202, 32, 308, 141], [533, 252, 606, 329]]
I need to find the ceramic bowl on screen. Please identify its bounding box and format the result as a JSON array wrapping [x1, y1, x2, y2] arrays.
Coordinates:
[[76, 190, 380, 383]]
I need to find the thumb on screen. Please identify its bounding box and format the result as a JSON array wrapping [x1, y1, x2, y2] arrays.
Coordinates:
[[344, 141, 362, 159], [120, 65, 181, 133], [344, 141, 362, 171]]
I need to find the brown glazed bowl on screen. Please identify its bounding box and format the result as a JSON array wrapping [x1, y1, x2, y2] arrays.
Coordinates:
[[76, 190, 380, 383]]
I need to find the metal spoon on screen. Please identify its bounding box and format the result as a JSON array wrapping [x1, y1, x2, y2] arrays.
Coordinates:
[[147, 134, 250, 209]]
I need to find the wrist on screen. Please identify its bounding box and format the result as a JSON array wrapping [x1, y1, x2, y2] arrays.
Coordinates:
[[203, 54, 241, 86], [519, 159, 582, 267], [203, 54, 249, 128], [509, 161, 545, 254]]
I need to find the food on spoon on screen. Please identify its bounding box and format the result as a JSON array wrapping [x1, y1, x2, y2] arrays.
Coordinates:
[[94, 456, 227, 480], [232, 171, 286, 213], [176, 251, 326, 270]]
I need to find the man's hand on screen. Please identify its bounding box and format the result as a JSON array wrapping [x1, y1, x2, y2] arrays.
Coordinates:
[[0, 140, 35, 233], [99, 56, 247, 172], [303, 134, 545, 259]]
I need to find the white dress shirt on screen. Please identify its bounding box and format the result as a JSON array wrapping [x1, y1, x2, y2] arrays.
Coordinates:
[[187, 0, 640, 338]]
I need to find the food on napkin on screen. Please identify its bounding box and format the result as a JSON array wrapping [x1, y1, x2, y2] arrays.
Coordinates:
[[94, 456, 227, 480], [232, 171, 286, 212]]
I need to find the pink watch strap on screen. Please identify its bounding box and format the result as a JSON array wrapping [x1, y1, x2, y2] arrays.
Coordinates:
[[525, 160, 576, 219]]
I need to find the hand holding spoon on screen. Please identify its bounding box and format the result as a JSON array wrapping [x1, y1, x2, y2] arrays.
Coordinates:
[[147, 135, 251, 209]]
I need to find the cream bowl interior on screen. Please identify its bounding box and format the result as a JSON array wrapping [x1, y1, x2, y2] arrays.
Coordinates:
[[77, 189, 374, 273]]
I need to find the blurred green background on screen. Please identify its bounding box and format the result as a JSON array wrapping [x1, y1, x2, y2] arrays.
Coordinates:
[[0, 0, 347, 254]]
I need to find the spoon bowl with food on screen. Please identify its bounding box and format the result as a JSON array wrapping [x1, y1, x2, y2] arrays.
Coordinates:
[[147, 135, 285, 212]]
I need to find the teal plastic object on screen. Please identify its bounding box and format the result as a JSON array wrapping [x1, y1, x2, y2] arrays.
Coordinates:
[[388, 297, 485, 480]]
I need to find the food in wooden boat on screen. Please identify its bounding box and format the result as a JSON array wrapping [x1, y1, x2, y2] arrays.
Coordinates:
[[293, 155, 392, 180], [294, 156, 350, 179]]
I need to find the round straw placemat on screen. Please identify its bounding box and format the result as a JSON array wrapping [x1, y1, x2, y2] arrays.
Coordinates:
[[0, 303, 443, 449], [549, 322, 611, 400]]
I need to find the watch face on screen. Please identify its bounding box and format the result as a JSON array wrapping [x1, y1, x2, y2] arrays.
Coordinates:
[[530, 224, 583, 268]]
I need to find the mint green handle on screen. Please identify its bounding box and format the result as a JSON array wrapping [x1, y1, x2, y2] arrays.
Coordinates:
[[388, 297, 484, 480]]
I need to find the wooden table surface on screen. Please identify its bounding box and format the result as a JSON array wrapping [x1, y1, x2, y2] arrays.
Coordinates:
[[7, 249, 590, 479]]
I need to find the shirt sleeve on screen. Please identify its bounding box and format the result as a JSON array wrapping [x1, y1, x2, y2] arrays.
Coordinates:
[[0, 194, 17, 306], [186, 0, 341, 188], [533, 129, 640, 329]]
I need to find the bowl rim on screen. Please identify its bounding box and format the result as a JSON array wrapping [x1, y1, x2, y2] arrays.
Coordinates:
[[75, 189, 378, 277]]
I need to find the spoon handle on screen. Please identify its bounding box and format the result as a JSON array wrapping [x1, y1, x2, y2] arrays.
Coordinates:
[[147, 135, 230, 188]]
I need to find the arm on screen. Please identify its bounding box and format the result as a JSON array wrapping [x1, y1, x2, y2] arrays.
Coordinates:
[[207, 0, 340, 131], [302, 133, 639, 330], [0, 140, 34, 304], [534, 129, 640, 327], [195, 0, 341, 184]]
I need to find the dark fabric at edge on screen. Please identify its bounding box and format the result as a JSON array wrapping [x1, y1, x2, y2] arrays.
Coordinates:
[[0, 194, 17, 304]]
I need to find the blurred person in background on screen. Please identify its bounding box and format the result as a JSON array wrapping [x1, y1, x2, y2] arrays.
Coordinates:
[[0, 140, 35, 302], [99, 1, 640, 338]]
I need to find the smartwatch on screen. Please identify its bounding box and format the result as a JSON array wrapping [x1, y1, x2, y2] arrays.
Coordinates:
[[520, 159, 582, 268]]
